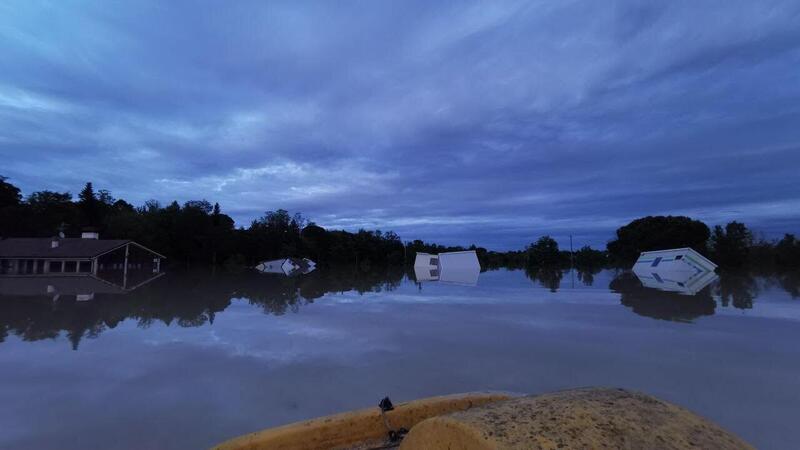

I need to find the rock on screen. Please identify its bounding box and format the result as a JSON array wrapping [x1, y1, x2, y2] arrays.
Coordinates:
[[399, 387, 752, 450]]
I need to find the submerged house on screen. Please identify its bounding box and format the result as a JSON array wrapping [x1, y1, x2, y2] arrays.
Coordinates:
[[0, 234, 165, 290]]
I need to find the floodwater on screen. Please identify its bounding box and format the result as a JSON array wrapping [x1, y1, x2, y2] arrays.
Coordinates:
[[1, 267, 798, 449]]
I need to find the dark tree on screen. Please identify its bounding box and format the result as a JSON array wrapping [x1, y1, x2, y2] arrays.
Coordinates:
[[709, 221, 752, 267], [0, 176, 22, 208], [573, 245, 608, 268], [0, 176, 25, 236], [526, 236, 562, 266], [775, 234, 800, 268], [27, 190, 77, 236], [607, 216, 710, 264], [78, 182, 100, 227]]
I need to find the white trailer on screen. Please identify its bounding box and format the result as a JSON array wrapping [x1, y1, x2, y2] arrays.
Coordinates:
[[633, 248, 717, 273], [413, 250, 481, 286], [632, 248, 718, 295]]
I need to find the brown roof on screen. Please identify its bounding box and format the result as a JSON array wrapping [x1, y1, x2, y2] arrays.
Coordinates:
[[0, 238, 131, 258]]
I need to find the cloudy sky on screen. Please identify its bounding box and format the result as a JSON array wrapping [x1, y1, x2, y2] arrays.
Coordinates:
[[1, 1, 799, 249]]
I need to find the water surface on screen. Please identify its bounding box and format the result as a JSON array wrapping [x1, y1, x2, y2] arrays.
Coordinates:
[[1, 267, 798, 449]]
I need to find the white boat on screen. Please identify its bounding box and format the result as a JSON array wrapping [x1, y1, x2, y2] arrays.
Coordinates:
[[255, 258, 316, 276], [414, 251, 481, 286], [632, 248, 718, 295]]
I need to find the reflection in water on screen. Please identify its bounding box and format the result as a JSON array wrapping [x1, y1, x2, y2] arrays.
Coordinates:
[[576, 267, 601, 287], [614, 268, 800, 323], [524, 266, 565, 292], [1, 267, 798, 349], [412, 266, 480, 286], [633, 266, 718, 295], [1, 267, 798, 450], [715, 271, 758, 310], [776, 271, 800, 298], [0, 267, 403, 349], [0, 271, 164, 300], [610, 271, 717, 323]]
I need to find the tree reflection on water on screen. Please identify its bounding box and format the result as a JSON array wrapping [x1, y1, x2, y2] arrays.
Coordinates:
[[524, 266, 565, 292], [0, 266, 404, 349], [611, 269, 800, 323], [1, 266, 797, 348], [610, 271, 717, 323]]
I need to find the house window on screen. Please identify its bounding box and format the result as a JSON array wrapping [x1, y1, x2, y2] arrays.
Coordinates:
[[430, 257, 439, 266], [65, 261, 77, 272], [79, 261, 92, 273], [49, 261, 63, 272]]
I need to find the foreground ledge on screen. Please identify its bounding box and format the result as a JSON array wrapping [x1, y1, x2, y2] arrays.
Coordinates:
[[400, 387, 752, 450], [213, 392, 510, 450]]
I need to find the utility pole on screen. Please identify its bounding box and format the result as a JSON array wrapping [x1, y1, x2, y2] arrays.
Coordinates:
[[570, 235, 575, 289], [569, 235, 574, 267]]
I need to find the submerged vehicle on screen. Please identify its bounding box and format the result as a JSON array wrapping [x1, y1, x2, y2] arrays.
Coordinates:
[[213, 388, 751, 450], [413, 250, 481, 286], [255, 258, 316, 276]]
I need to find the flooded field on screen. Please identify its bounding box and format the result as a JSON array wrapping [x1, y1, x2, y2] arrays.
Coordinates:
[[1, 267, 798, 449]]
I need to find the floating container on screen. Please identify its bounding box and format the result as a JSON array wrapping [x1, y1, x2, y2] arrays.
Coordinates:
[[413, 250, 480, 286], [633, 248, 717, 273], [633, 248, 718, 295]]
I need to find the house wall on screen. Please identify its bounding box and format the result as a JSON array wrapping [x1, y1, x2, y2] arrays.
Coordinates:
[[96, 244, 162, 288], [414, 253, 438, 269], [126, 244, 162, 286]]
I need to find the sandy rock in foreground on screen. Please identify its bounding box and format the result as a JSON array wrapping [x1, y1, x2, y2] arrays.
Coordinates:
[[400, 387, 753, 450]]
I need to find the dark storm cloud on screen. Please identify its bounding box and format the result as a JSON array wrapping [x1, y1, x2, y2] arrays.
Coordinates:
[[1, 0, 799, 249]]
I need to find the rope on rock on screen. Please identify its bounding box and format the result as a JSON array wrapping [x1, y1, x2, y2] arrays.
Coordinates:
[[378, 397, 408, 445]]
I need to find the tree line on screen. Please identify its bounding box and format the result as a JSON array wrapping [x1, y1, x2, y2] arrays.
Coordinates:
[[606, 216, 800, 269], [0, 177, 406, 269], [2, 177, 798, 270], [478, 216, 798, 271], [514, 216, 799, 270]]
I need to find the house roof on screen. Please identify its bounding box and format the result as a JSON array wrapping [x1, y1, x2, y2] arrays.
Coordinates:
[[0, 238, 132, 258]]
